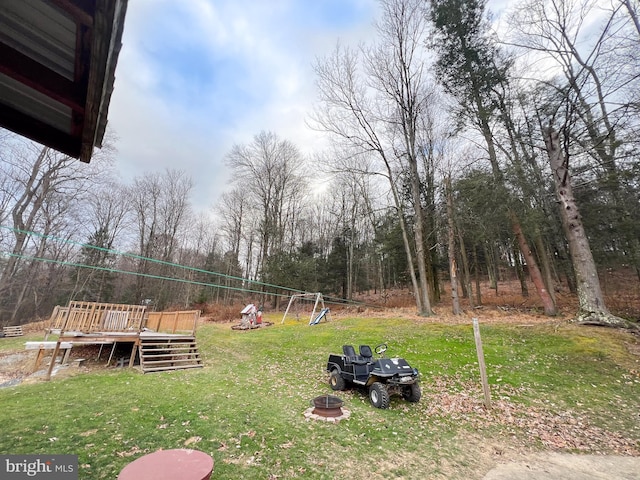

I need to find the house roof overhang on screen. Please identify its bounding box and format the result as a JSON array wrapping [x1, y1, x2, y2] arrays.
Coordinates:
[[0, 0, 128, 162]]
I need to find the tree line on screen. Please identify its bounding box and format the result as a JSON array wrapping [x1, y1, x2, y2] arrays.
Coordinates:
[[0, 0, 638, 326]]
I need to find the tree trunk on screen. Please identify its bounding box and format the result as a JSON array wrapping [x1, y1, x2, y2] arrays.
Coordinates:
[[0, 147, 48, 295], [511, 214, 556, 315], [445, 177, 461, 314], [397, 206, 424, 314], [409, 163, 433, 315], [623, 0, 640, 36], [458, 231, 474, 307], [534, 229, 556, 305], [544, 126, 633, 328], [485, 242, 497, 293], [388, 178, 424, 314], [473, 244, 482, 305], [513, 243, 529, 298]]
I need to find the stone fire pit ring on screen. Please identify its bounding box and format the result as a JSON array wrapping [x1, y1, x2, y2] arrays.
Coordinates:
[[304, 394, 351, 423]]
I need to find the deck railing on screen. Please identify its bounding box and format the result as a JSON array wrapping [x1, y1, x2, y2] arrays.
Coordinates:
[[45, 303, 199, 336], [48, 305, 70, 331], [57, 302, 147, 333], [145, 310, 200, 335]]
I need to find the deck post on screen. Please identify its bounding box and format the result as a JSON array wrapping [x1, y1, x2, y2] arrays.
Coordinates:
[[45, 340, 62, 381], [33, 348, 46, 372], [107, 342, 118, 365], [129, 340, 138, 368]]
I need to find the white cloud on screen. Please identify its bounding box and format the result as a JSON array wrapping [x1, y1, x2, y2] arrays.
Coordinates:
[[108, 0, 379, 211]]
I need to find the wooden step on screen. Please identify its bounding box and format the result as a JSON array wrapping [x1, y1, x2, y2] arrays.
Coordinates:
[[141, 337, 196, 342], [142, 345, 195, 354], [141, 351, 200, 357], [140, 348, 199, 354], [142, 359, 200, 366], [141, 359, 202, 367], [142, 350, 198, 358], [138, 335, 203, 373], [140, 351, 201, 358], [142, 364, 203, 373]]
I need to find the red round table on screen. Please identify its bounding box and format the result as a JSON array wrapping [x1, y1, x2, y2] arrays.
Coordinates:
[[118, 449, 214, 480]]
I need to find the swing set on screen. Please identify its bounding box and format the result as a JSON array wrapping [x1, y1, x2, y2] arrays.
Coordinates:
[[281, 292, 330, 325]]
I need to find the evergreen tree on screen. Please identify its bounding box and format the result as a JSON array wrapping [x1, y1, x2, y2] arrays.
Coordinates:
[[72, 227, 116, 302]]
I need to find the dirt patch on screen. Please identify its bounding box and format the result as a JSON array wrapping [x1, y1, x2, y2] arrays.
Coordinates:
[[482, 452, 640, 479], [0, 344, 128, 387], [0, 351, 33, 386]]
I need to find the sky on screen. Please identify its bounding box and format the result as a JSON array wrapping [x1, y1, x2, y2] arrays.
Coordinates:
[[108, 0, 517, 212], [108, 0, 381, 211]]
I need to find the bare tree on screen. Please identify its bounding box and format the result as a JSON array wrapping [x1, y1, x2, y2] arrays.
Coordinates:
[[312, 45, 424, 311], [312, 0, 436, 315], [444, 174, 462, 314], [324, 171, 375, 300], [225, 131, 307, 280], [216, 187, 251, 301], [217, 188, 246, 263], [69, 181, 131, 302], [175, 213, 219, 307], [0, 134, 113, 321], [317, 146, 390, 297], [128, 169, 193, 306], [622, 0, 640, 35]]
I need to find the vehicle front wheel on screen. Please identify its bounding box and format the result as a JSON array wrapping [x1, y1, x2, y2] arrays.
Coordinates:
[[402, 383, 421, 402], [329, 370, 346, 391], [369, 382, 390, 409]]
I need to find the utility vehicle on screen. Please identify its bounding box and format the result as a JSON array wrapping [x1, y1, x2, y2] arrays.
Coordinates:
[[326, 343, 421, 409]]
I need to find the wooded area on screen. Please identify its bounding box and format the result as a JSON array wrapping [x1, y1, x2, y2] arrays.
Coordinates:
[[0, 0, 638, 327]]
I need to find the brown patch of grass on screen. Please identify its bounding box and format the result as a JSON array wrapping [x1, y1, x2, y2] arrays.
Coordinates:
[[199, 303, 245, 323]]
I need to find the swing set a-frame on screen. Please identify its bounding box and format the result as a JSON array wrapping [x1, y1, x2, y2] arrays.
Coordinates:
[[280, 292, 329, 325]]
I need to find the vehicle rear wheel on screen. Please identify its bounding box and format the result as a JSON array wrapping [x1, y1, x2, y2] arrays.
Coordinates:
[[369, 382, 390, 409], [329, 370, 346, 391], [402, 383, 421, 402]]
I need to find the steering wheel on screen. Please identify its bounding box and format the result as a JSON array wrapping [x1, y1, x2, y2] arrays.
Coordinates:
[[375, 343, 388, 355]]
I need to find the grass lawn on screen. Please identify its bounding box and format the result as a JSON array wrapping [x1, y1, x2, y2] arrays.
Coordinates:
[[1, 314, 639, 479]]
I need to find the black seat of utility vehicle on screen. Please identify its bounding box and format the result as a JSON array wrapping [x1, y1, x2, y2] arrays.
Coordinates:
[[359, 345, 373, 362], [343, 345, 368, 364]]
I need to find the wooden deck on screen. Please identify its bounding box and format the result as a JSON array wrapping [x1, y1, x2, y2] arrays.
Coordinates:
[[40, 302, 202, 379]]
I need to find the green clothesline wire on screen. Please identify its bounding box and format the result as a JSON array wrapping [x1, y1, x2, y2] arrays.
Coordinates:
[[0, 225, 374, 308], [0, 225, 307, 295], [2, 251, 372, 308], [2, 251, 290, 299]]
